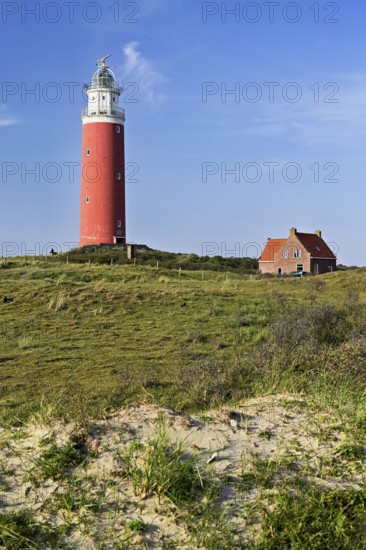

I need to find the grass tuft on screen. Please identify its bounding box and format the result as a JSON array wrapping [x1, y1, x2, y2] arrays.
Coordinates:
[[121, 420, 204, 507], [0, 510, 60, 549], [32, 437, 88, 481]]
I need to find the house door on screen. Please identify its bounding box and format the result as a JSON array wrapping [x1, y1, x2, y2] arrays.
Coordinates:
[[277, 268, 282, 275]]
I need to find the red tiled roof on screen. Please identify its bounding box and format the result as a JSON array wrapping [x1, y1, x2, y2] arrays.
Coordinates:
[[260, 239, 287, 262], [296, 233, 336, 258]]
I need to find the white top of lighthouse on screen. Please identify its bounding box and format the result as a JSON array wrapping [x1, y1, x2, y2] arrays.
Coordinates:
[[82, 55, 125, 124]]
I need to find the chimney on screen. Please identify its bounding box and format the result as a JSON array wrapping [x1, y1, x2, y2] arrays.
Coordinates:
[[314, 230, 322, 238], [289, 227, 297, 236]]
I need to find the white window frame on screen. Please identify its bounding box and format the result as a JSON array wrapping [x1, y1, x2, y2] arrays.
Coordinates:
[[116, 172, 122, 180], [115, 125, 121, 133], [294, 249, 301, 259], [117, 220, 122, 228], [282, 248, 288, 259], [85, 196, 90, 204], [86, 149, 91, 156]]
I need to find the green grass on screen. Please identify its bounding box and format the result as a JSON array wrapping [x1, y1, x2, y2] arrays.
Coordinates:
[[337, 442, 365, 461], [1, 259, 366, 426], [30, 437, 88, 481], [119, 419, 238, 547], [0, 510, 61, 549], [58, 245, 259, 273], [121, 419, 204, 506], [125, 519, 148, 533], [0, 260, 264, 424], [1, 255, 366, 548], [53, 479, 102, 513], [256, 485, 366, 549], [238, 455, 298, 492]]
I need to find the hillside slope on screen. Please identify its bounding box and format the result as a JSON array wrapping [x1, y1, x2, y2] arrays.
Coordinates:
[[1, 262, 366, 547], [1, 261, 366, 423]]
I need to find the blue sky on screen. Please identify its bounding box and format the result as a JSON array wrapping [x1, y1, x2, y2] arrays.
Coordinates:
[[1, 0, 365, 264]]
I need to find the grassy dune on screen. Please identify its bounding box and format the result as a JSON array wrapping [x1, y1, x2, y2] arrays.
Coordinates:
[[2, 259, 265, 422], [1, 259, 366, 424], [1, 258, 366, 547]]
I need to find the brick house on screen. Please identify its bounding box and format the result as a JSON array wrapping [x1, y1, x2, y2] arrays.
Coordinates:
[[259, 228, 336, 275]]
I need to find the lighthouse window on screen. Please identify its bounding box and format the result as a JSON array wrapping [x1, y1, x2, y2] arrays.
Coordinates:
[[116, 172, 122, 180], [102, 95, 105, 100], [116, 126, 121, 133], [113, 97, 116, 102], [117, 220, 122, 228], [86, 149, 91, 156], [85, 196, 90, 204]]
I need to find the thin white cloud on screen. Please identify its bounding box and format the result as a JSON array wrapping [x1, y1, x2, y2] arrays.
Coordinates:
[[122, 41, 167, 105], [0, 118, 18, 127], [0, 106, 19, 127], [199, 75, 366, 146], [252, 75, 366, 145]]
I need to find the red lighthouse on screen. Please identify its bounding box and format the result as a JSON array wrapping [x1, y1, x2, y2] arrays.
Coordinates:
[[80, 55, 126, 246]]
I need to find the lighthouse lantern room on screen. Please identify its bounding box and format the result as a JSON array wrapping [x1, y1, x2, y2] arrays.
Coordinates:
[[80, 55, 126, 246]]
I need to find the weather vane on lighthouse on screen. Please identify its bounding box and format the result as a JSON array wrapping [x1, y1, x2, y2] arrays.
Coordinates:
[[79, 55, 126, 247], [96, 54, 112, 67]]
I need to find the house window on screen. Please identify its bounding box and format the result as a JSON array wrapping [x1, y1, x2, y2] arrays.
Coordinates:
[[277, 268, 282, 275], [85, 196, 90, 204], [314, 263, 319, 275], [116, 126, 121, 134], [294, 249, 301, 258], [117, 220, 122, 228], [296, 264, 304, 272], [116, 172, 122, 180], [86, 149, 91, 156], [328, 266, 333, 272], [282, 248, 288, 259]]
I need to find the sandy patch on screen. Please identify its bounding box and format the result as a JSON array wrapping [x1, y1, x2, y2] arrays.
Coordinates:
[[0, 394, 364, 548]]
